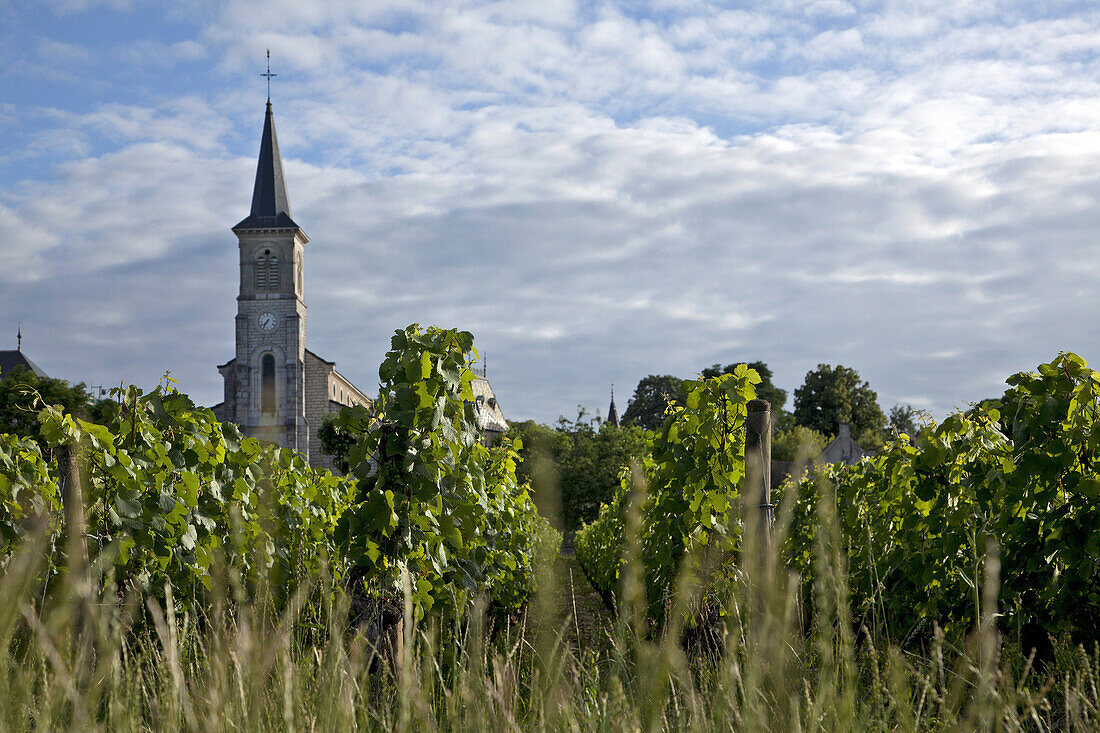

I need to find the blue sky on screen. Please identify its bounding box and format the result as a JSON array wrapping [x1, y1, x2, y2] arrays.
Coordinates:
[[4, 0, 1100, 424]]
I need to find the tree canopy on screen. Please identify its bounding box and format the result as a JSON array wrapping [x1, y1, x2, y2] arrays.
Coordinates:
[[0, 366, 111, 449], [508, 410, 647, 529], [888, 403, 920, 438], [771, 425, 827, 462], [622, 374, 682, 431], [792, 363, 886, 447]]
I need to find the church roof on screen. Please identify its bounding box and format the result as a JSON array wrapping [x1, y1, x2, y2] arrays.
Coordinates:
[[0, 350, 48, 379], [304, 348, 333, 366], [234, 101, 300, 232], [818, 422, 869, 466], [470, 377, 508, 434]]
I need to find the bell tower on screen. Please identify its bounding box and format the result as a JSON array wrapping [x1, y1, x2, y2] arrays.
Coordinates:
[[217, 100, 310, 456]]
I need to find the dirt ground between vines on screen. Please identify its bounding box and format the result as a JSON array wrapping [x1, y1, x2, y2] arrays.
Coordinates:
[[553, 532, 615, 656]]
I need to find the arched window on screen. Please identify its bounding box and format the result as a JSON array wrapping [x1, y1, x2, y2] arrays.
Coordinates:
[[268, 255, 279, 290], [261, 354, 276, 415]]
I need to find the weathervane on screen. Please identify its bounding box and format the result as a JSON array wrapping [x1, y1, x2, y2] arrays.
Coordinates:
[[260, 49, 276, 102]]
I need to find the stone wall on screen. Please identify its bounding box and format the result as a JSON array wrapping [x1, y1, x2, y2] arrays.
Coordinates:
[[304, 352, 371, 473], [304, 351, 336, 471]]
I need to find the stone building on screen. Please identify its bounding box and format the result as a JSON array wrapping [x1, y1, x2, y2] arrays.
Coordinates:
[[213, 100, 370, 471]]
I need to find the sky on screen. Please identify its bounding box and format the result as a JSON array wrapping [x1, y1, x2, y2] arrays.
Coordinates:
[[3, 0, 1100, 425]]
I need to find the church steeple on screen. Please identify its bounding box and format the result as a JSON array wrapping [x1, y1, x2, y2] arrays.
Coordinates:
[[607, 384, 620, 428], [234, 101, 299, 231]]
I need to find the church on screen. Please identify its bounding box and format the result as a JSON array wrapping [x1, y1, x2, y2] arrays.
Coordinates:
[[212, 99, 371, 472], [212, 98, 509, 469]]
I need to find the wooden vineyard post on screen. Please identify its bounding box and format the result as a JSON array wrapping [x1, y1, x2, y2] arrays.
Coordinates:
[[745, 399, 773, 548], [57, 443, 90, 654], [58, 444, 89, 576]]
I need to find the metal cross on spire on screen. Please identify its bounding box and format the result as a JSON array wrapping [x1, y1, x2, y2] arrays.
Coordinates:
[[260, 49, 277, 102]]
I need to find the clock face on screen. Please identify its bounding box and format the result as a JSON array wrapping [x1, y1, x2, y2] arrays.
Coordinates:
[[257, 312, 277, 332]]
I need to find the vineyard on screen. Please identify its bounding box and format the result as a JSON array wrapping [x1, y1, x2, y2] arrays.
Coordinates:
[[576, 352, 1100, 654], [1, 330, 1100, 730]]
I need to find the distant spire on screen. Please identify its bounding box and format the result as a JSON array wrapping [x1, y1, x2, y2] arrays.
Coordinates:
[[234, 56, 298, 232], [607, 383, 620, 428], [16, 324, 21, 352]]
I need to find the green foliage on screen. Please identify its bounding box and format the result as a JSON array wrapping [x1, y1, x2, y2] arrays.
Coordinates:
[[318, 412, 356, 473], [640, 367, 759, 610], [508, 412, 647, 529], [4, 353, 1100, 729], [572, 491, 625, 607], [888, 403, 920, 437], [0, 433, 59, 556], [0, 366, 111, 451], [772, 424, 827, 462], [576, 366, 760, 616], [702, 360, 787, 411], [4, 381, 355, 611], [0, 324, 559, 628], [333, 324, 559, 620], [783, 352, 1100, 648], [792, 363, 886, 447], [622, 374, 682, 431]]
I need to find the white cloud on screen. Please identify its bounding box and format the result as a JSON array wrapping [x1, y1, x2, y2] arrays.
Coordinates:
[[0, 204, 56, 283], [112, 40, 206, 67], [6, 0, 1100, 422], [37, 0, 135, 14], [76, 98, 232, 151]]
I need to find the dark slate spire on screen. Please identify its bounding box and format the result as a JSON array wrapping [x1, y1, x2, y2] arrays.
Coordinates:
[[607, 385, 620, 428], [234, 101, 299, 231]]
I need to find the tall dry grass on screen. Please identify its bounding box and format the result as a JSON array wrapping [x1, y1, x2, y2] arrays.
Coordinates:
[[0, 474, 1098, 732]]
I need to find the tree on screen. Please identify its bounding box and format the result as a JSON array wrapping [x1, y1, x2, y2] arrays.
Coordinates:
[[622, 374, 682, 431], [318, 412, 357, 474], [792, 363, 886, 447], [507, 411, 647, 529], [0, 366, 108, 449], [888, 404, 920, 438], [772, 425, 827, 462], [505, 419, 566, 507], [702, 361, 788, 411]]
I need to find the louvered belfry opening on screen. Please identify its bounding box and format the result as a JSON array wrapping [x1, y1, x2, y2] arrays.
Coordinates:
[[256, 250, 280, 291]]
